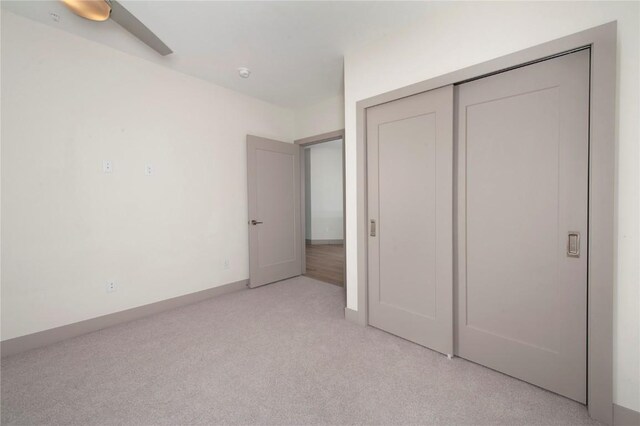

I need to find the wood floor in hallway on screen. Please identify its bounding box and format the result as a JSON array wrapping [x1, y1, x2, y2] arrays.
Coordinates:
[[304, 243, 344, 286]]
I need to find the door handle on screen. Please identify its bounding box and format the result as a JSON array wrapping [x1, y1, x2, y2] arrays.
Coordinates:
[[250, 220, 263, 226], [370, 219, 376, 237], [567, 232, 580, 257]]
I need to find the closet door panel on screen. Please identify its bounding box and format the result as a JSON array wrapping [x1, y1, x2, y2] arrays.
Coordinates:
[[456, 50, 589, 402], [367, 85, 453, 355]]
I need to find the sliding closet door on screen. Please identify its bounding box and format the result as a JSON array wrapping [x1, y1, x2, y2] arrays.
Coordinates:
[[456, 50, 589, 402], [367, 85, 453, 355]]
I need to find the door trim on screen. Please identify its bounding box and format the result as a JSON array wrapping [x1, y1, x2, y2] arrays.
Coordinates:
[[295, 130, 346, 301], [353, 22, 616, 424]]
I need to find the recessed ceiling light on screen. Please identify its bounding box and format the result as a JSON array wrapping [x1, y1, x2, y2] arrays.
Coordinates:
[[238, 67, 251, 79]]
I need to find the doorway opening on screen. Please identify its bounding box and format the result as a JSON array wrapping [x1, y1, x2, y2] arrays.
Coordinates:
[[296, 131, 345, 288]]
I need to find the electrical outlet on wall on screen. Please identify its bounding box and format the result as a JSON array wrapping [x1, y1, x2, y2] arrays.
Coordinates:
[[145, 164, 153, 176], [223, 259, 230, 270], [105, 280, 117, 293], [102, 160, 113, 174]]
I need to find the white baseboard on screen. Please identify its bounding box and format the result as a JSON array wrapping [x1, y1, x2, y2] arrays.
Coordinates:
[[306, 239, 344, 245]]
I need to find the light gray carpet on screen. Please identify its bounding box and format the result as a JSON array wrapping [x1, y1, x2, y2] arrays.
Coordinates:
[[2, 276, 600, 425]]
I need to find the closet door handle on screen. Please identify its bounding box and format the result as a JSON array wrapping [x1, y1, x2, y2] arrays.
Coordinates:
[[567, 232, 580, 257], [370, 219, 376, 237]]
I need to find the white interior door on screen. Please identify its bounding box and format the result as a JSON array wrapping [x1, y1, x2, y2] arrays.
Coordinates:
[[367, 85, 454, 355], [455, 50, 590, 402], [247, 135, 301, 288]]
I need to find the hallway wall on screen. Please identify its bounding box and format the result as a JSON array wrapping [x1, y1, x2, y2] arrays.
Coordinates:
[[305, 139, 344, 241]]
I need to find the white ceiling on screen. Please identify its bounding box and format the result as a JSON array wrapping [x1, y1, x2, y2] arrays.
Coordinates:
[[2, 1, 434, 107]]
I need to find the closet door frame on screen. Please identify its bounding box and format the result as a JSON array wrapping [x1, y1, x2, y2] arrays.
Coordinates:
[[352, 22, 616, 425]]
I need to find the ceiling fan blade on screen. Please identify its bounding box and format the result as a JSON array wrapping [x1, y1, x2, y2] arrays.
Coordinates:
[[109, 0, 173, 56]]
